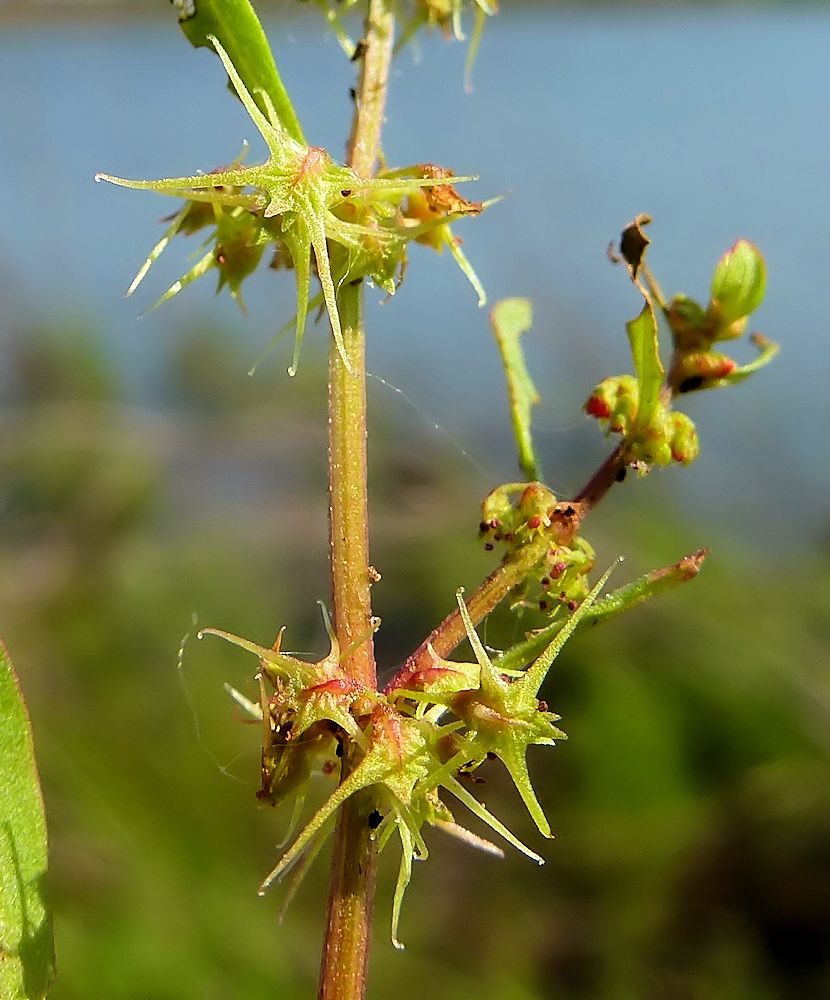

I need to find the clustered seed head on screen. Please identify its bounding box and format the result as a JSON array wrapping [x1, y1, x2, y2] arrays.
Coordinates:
[[204, 564, 612, 949]]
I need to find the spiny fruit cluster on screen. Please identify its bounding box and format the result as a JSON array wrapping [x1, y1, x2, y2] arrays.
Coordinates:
[[205, 563, 612, 949], [97, 37, 487, 376]]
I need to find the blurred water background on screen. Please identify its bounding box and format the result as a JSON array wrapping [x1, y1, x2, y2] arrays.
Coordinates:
[[0, 3, 828, 998]]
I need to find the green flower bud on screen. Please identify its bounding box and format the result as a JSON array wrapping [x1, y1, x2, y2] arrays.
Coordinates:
[[627, 402, 672, 466], [479, 482, 556, 553], [584, 374, 639, 435], [708, 239, 766, 330], [668, 412, 699, 465]]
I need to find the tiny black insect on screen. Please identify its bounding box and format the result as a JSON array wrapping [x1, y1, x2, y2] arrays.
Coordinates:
[[367, 809, 383, 830]]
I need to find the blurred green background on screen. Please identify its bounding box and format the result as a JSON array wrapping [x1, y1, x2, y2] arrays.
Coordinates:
[[1, 2, 829, 998]]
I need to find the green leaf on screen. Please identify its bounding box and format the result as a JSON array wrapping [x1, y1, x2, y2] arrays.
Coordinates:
[[490, 298, 542, 481], [0, 641, 53, 1000], [581, 548, 707, 624], [173, 0, 305, 144], [626, 302, 663, 426], [709, 239, 766, 325]]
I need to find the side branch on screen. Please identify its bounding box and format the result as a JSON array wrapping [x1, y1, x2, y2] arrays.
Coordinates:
[[393, 501, 585, 683]]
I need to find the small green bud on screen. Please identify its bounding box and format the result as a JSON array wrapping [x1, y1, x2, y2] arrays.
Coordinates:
[[517, 483, 555, 532], [479, 482, 556, 553], [584, 374, 639, 435], [667, 412, 699, 465], [627, 402, 672, 466], [651, 439, 673, 466], [708, 239, 766, 330]]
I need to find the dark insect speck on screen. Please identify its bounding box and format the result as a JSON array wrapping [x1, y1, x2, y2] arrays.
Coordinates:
[[368, 809, 383, 829]]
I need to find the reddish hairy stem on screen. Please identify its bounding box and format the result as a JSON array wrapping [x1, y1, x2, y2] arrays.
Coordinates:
[[318, 4, 393, 998], [572, 441, 630, 509]]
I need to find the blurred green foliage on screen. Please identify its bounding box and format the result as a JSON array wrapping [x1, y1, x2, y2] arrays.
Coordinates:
[[0, 321, 828, 998]]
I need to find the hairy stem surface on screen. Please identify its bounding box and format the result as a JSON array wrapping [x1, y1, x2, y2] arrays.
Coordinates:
[[319, 3, 393, 998]]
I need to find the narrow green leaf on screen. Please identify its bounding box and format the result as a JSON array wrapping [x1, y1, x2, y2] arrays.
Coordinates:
[[581, 548, 707, 624], [0, 641, 53, 1000], [494, 550, 708, 673], [490, 298, 542, 481], [173, 0, 305, 144], [717, 332, 780, 386], [626, 302, 663, 426]]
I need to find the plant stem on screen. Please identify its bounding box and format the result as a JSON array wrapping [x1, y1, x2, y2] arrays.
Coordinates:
[[319, 3, 393, 998], [327, 283, 376, 689], [572, 441, 629, 510]]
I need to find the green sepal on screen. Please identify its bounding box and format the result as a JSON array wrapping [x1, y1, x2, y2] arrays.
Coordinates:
[[449, 568, 614, 839], [199, 618, 373, 745], [172, 0, 305, 143], [0, 641, 54, 1000], [490, 298, 542, 482]]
